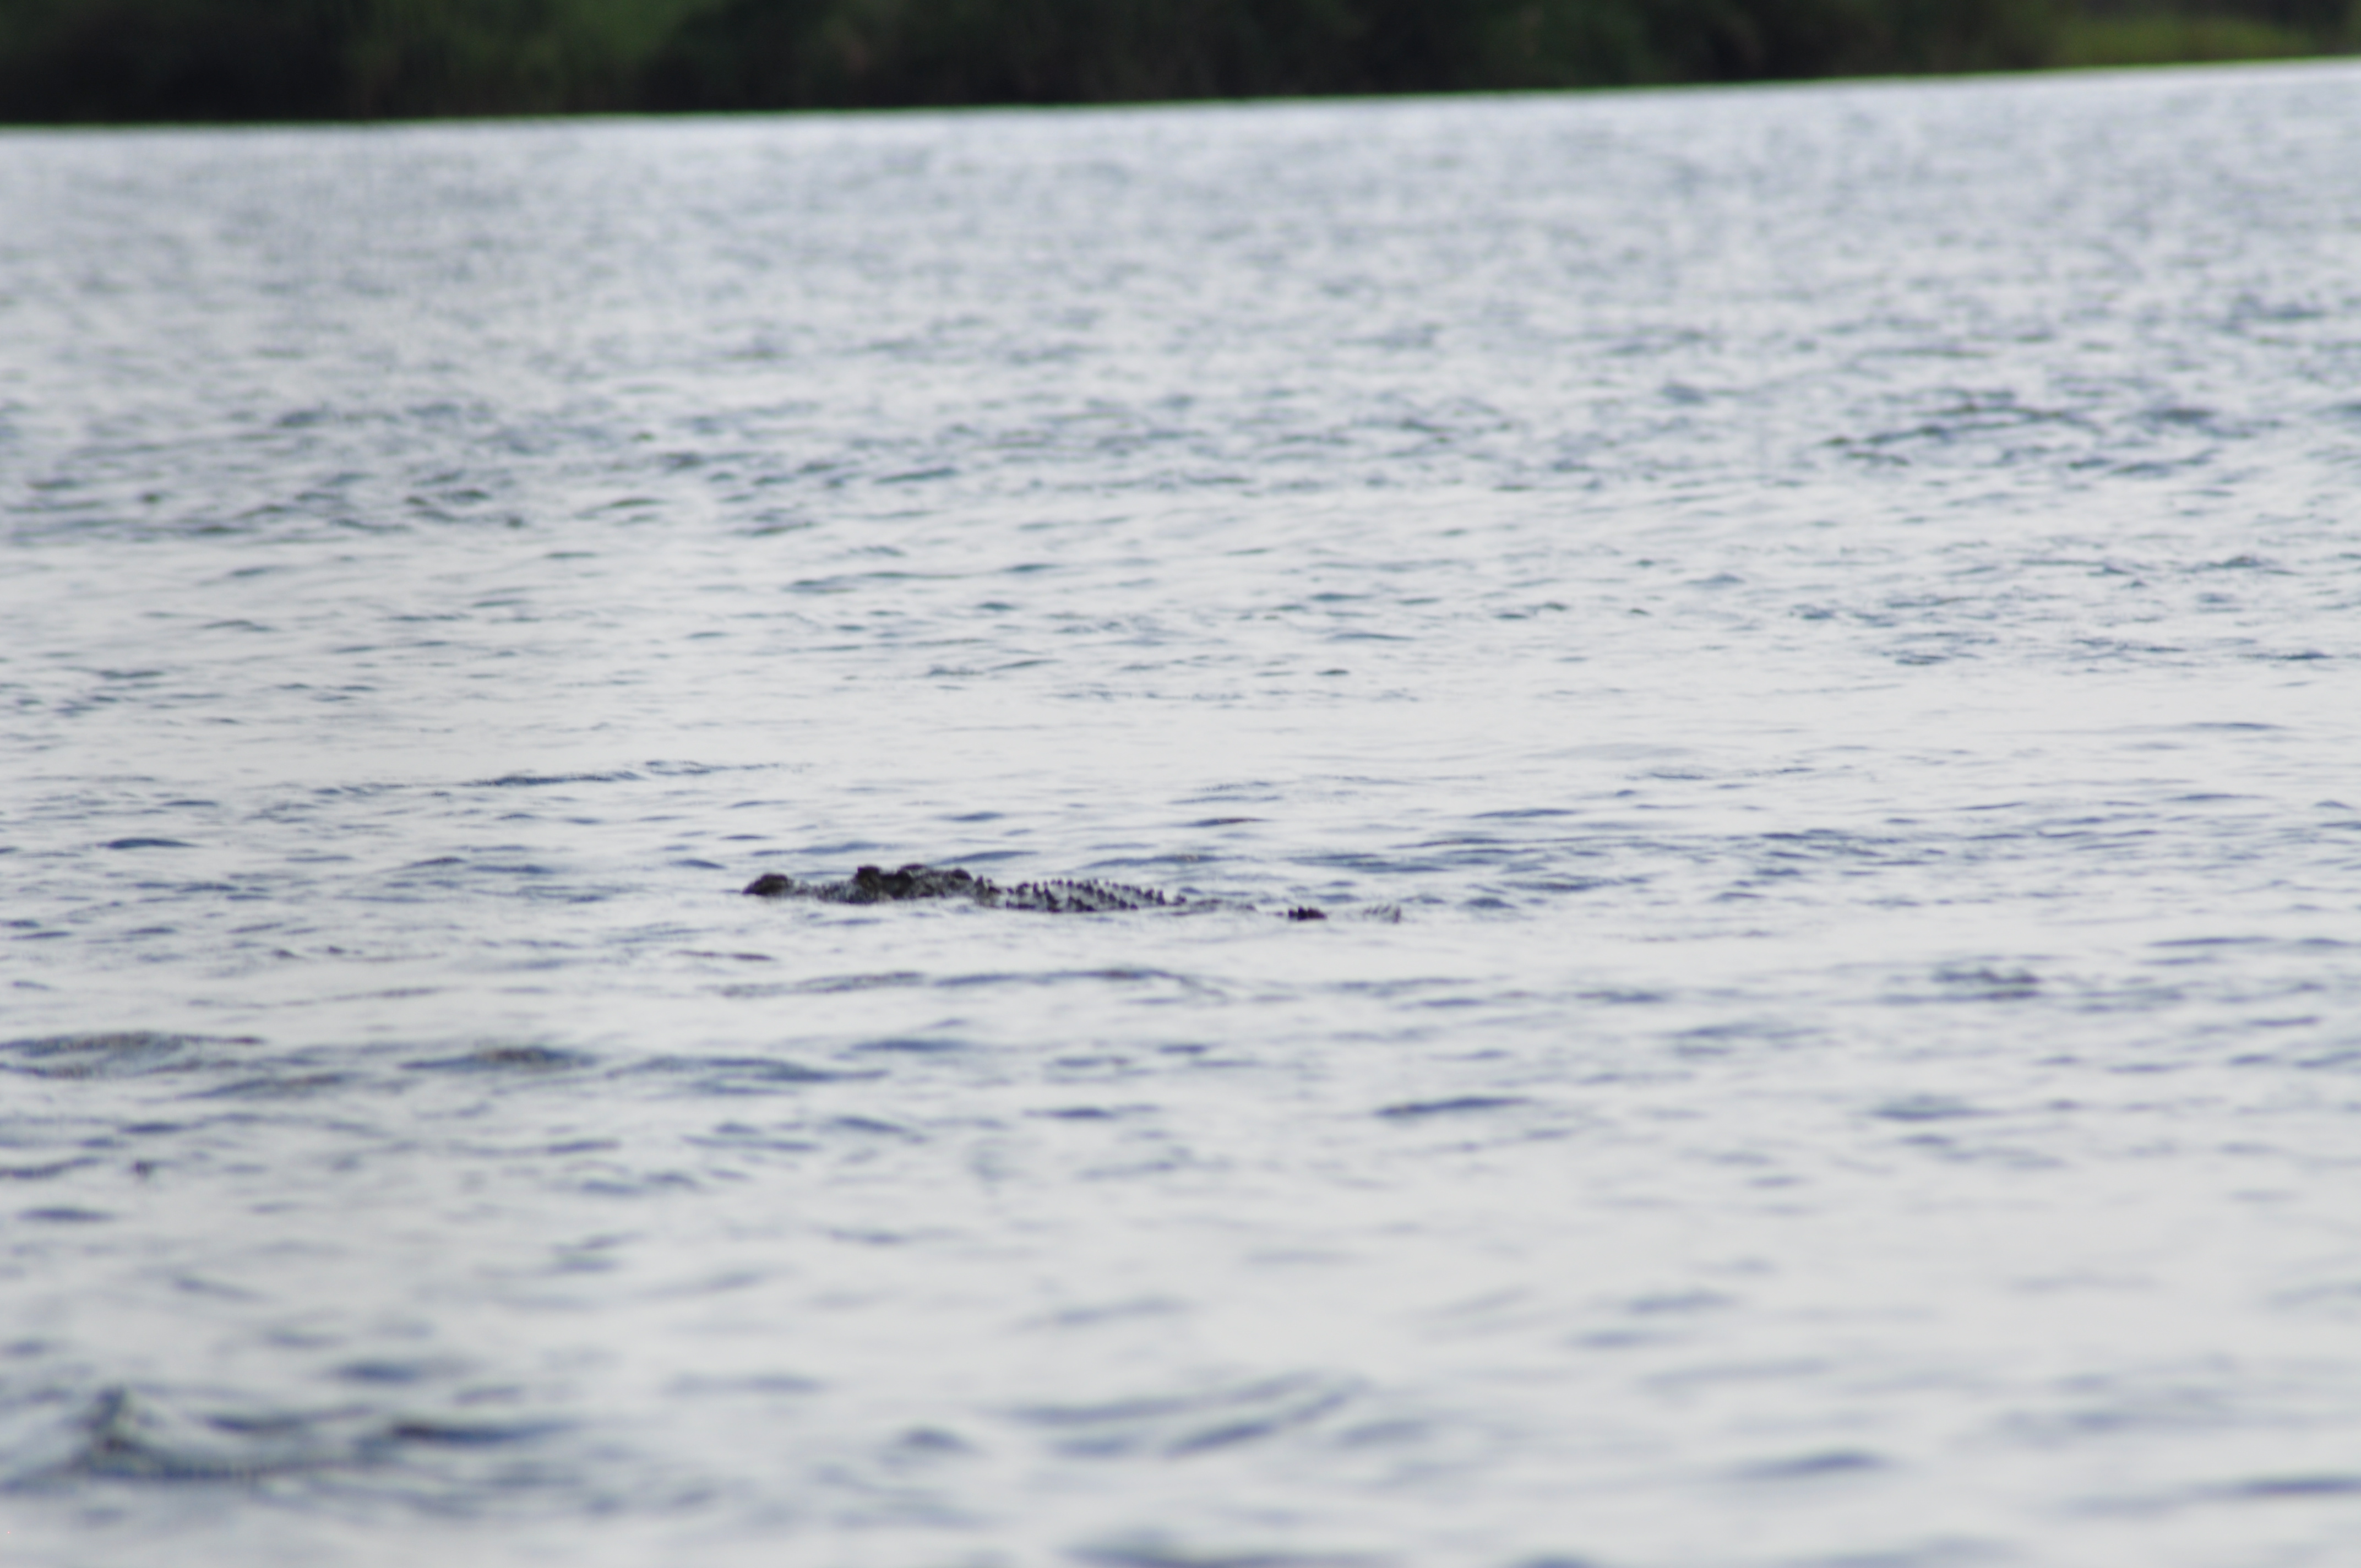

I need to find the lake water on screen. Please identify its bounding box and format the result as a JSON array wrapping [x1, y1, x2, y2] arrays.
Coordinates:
[[4, 59, 2360, 1568]]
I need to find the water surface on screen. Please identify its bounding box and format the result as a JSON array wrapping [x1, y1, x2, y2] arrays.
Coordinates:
[[4, 61, 2361, 1567]]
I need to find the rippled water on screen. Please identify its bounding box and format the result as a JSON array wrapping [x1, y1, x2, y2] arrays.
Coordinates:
[[6, 59, 2361, 1567]]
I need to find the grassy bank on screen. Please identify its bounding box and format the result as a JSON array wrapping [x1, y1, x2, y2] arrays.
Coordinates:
[[0, 0, 2351, 122]]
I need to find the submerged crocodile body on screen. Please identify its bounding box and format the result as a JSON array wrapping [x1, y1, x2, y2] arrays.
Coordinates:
[[743, 862, 1329, 920]]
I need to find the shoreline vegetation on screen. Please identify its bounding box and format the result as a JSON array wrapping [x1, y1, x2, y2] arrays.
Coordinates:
[[0, 0, 2352, 123]]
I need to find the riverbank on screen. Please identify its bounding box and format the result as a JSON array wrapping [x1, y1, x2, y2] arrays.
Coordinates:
[[0, 0, 2350, 123]]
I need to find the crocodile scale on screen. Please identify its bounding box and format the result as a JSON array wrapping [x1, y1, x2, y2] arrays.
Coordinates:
[[743, 863, 1328, 920]]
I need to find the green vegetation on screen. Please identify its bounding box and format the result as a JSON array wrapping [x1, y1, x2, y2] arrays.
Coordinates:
[[0, 0, 2351, 121], [2054, 8, 2321, 64]]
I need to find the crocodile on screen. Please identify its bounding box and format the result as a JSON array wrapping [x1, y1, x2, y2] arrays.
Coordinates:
[[742, 862, 1329, 920]]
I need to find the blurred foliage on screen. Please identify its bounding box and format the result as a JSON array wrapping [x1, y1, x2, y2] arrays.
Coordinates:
[[0, 0, 2351, 121], [2054, 10, 2318, 61], [644, 0, 2062, 106]]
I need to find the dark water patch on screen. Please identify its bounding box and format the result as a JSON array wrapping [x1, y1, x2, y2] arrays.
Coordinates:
[[1759, 829, 1917, 859], [579, 1170, 701, 1197], [849, 1036, 968, 1056], [1303, 850, 1426, 873], [641, 759, 776, 777], [686, 1123, 820, 1153], [785, 971, 927, 993], [469, 772, 644, 788], [1332, 978, 1465, 1001], [621, 1055, 871, 1093], [191, 1071, 359, 1101], [2208, 1473, 2361, 1501], [882, 1424, 975, 1466], [14, 1387, 344, 1488], [935, 967, 1211, 994], [1922, 966, 2041, 1000], [307, 781, 416, 801], [1031, 1297, 1188, 1331], [2005, 1379, 2243, 1446], [0, 1157, 98, 1182], [1507, 875, 1620, 894], [18, 1206, 112, 1223], [668, 1373, 824, 1401], [1013, 1372, 1358, 1460], [1076, 1538, 1390, 1568], [2089, 1472, 2361, 1516], [381, 1417, 567, 1449], [1769, 1544, 1993, 1568], [1377, 1096, 1529, 1120], [403, 1045, 596, 1074], [1732, 1448, 1887, 1482], [828, 1224, 928, 1247], [101, 837, 192, 851], [1623, 1290, 1737, 1317], [1, 1032, 253, 1081], [333, 1358, 469, 1387], [1330, 1414, 1439, 1450], [1669, 1019, 1820, 1056], [825, 1115, 918, 1139]]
